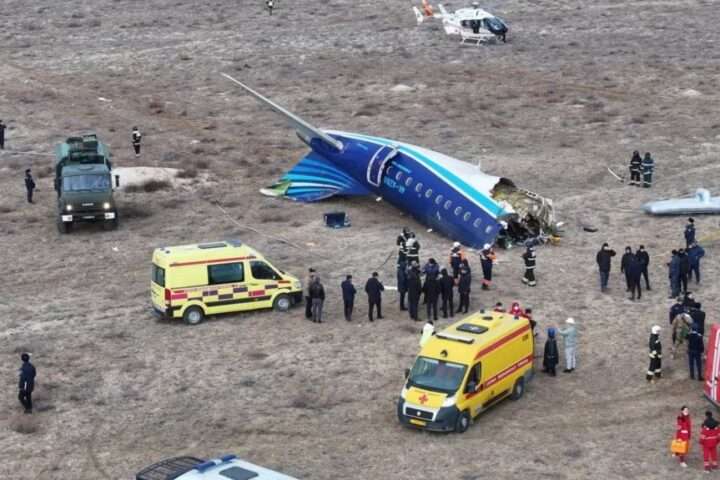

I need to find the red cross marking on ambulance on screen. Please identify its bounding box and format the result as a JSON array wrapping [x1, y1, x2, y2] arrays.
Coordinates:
[[419, 393, 429, 404]]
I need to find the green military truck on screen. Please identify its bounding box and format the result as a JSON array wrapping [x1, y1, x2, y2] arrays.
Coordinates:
[[55, 134, 119, 233]]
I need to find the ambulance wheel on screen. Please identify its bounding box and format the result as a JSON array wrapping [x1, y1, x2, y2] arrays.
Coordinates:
[[510, 377, 525, 400], [273, 294, 291, 312], [183, 306, 204, 325], [455, 410, 471, 433]]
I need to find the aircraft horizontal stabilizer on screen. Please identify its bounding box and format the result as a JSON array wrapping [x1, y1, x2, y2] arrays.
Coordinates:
[[221, 73, 343, 152], [260, 152, 371, 202]]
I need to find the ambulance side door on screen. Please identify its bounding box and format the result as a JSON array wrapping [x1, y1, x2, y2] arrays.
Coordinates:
[[248, 260, 283, 308], [206, 261, 251, 314], [464, 362, 484, 417]]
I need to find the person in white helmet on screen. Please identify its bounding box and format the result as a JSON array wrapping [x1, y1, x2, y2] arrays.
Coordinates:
[[449, 241, 464, 279], [558, 317, 577, 373], [480, 243, 496, 290], [647, 325, 662, 382]]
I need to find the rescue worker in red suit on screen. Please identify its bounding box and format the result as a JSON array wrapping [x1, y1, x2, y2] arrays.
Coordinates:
[[700, 411, 720, 472], [509, 302, 522, 317], [674, 406, 691, 467]]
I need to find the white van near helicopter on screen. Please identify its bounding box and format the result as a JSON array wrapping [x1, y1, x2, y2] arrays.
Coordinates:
[[413, 1, 509, 44]]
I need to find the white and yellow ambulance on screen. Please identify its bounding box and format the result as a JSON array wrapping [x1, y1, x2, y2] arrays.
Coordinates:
[[397, 310, 534, 432], [150, 240, 303, 325]]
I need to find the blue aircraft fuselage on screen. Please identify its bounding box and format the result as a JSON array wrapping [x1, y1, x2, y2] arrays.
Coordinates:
[[281, 130, 508, 249]]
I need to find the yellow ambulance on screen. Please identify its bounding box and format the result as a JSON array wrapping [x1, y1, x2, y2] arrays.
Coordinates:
[[397, 310, 534, 432], [150, 240, 303, 325]]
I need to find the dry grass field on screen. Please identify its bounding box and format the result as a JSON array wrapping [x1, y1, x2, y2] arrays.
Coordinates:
[[2, 0, 720, 478]]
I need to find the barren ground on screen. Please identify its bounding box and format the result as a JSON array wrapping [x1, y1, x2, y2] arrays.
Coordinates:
[[2, 0, 720, 479]]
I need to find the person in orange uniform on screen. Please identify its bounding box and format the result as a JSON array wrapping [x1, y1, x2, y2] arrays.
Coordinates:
[[700, 411, 720, 472], [673, 406, 691, 468]]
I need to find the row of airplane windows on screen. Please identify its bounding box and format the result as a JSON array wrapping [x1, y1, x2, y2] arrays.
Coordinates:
[[387, 165, 493, 234]]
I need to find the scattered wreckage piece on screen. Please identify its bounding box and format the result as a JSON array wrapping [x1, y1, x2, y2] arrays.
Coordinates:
[[643, 188, 720, 215]]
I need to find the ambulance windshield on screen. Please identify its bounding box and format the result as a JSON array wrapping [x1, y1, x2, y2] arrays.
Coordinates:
[[408, 357, 467, 394]]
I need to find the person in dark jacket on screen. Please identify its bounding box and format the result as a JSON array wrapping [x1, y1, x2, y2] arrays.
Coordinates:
[[422, 258, 440, 281], [688, 325, 704, 381], [480, 244, 495, 290], [449, 242, 464, 279], [439, 268, 454, 319], [304, 268, 316, 319], [668, 250, 681, 299], [596, 243, 616, 292], [397, 263, 408, 311], [542, 327, 559, 376], [647, 325, 662, 382], [626, 254, 643, 300], [683, 291, 701, 310], [424, 267, 440, 321], [309, 277, 325, 323], [687, 242, 705, 284], [0, 120, 6, 149], [397, 227, 410, 265], [636, 245, 651, 290], [689, 304, 706, 337], [18, 353, 36, 414], [407, 263, 422, 321], [620, 246, 634, 292], [678, 248, 690, 294], [341, 275, 356, 321], [24, 169, 36, 204], [521, 246, 536, 287], [364, 272, 384, 322], [629, 150, 642, 186], [131, 126, 142, 156], [642, 152, 654, 188], [685, 218, 696, 249], [669, 297, 686, 325], [457, 265, 472, 313]]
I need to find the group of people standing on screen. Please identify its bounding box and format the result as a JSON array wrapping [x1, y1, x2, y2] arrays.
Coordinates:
[[674, 407, 720, 471], [628, 150, 655, 188], [668, 218, 705, 298]]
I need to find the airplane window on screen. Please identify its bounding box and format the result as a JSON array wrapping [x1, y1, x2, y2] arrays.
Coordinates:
[[396, 171, 404, 181], [454, 206, 463, 216], [444, 200, 452, 210], [405, 177, 413, 187], [425, 189, 433, 198], [435, 194, 443, 205], [485, 225, 493, 234], [415, 183, 423, 193], [473, 218, 482, 228], [463, 212, 472, 222]]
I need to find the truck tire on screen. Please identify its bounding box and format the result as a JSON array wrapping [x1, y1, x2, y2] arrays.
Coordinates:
[[57, 221, 71, 234], [510, 377, 525, 400], [183, 306, 204, 325], [455, 410, 471, 433], [273, 294, 291, 312]]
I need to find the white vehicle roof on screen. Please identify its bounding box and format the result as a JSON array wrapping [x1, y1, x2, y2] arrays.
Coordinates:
[[136, 455, 299, 480]]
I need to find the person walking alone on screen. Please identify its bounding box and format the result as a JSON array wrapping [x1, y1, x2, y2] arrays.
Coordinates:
[[673, 406, 691, 468], [542, 327, 559, 376], [18, 353, 36, 414], [521, 245, 537, 287], [131, 126, 142, 157], [304, 268, 316, 320], [24, 169, 37, 204], [439, 268, 454, 319], [309, 277, 325, 323], [365, 272, 384, 322], [596, 243, 616, 292], [341, 275, 356, 321], [0, 119, 6, 150], [700, 411, 720, 472], [558, 318, 577, 373], [647, 325, 662, 382]]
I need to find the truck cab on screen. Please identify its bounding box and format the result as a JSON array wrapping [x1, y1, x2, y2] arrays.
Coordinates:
[[55, 134, 119, 233]]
